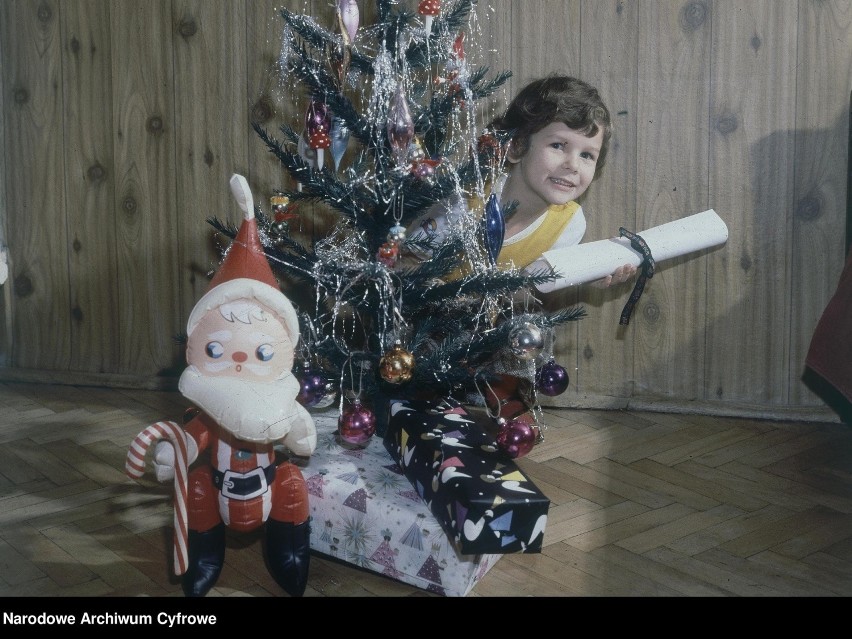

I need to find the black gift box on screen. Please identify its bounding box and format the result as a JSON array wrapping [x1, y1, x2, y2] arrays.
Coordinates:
[[382, 397, 550, 554]]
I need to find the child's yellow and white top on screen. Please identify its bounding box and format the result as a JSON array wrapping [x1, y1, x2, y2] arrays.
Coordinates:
[[498, 200, 584, 271]]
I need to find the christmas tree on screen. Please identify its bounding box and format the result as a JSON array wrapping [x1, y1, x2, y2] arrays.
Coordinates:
[[210, 0, 584, 442]]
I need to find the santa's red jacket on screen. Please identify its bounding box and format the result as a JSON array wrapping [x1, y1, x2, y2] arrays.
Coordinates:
[[183, 411, 309, 533]]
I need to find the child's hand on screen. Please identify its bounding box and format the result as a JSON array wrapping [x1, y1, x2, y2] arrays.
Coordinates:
[[590, 263, 637, 289]]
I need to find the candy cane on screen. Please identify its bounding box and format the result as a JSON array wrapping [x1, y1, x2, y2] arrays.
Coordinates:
[[125, 420, 190, 576]]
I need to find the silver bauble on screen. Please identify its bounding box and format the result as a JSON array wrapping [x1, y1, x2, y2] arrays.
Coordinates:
[[508, 322, 544, 360]]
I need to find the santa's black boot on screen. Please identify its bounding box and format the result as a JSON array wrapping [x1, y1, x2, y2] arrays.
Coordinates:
[[181, 523, 226, 597], [266, 518, 311, 596]]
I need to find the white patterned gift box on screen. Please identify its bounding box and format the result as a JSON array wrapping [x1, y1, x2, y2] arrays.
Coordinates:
[[292, 412, 501, 597]]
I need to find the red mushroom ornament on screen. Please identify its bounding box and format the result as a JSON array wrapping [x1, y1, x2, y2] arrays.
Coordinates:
[[305, 98, 331, 170], [418, 0, 441, 35]]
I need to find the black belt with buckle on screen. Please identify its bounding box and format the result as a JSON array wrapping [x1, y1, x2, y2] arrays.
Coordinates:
[[212, 464, 276, 500]]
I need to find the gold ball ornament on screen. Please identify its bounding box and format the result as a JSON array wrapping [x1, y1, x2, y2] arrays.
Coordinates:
[[379, 342, 415, 384]]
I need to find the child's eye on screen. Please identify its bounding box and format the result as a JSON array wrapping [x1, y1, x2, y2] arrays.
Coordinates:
[[206, 342, 224, 358], [550, 142, 564, 150], [256, 344, 274, 361], [581, 151, 597, 161]]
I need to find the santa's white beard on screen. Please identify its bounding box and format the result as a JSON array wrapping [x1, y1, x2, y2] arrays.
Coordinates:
[[178, 365, 302, 444]]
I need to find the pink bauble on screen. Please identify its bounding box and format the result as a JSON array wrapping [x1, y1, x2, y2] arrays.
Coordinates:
[[338, 400, 376, 446], [496, 417, 536, 459]]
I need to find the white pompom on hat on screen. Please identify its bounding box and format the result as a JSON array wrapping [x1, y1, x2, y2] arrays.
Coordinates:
[[186, 174, 299, 344]]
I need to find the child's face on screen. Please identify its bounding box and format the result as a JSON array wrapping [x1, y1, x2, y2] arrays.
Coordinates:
[[506, 121, 603, 211]]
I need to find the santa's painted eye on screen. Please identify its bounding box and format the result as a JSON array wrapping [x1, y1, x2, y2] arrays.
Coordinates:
[[206, 342, 224, 358], [256, 344, 274, 361]]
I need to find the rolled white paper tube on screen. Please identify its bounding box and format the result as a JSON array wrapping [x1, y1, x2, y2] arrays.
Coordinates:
[[534, 209, 728, 292]]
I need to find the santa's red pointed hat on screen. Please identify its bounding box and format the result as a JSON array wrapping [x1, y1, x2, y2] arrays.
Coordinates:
[[186, 174, 299, 341]]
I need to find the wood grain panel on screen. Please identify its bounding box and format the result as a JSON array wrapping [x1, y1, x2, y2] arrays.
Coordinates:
[[111, 1, 181, 376], [790, 0, 852, 403], [62, 0, 119, 374], [0, 0, 71, 371], [706, 0, 797, 406], [172, 0, 250, 320], [509, 0, 580, 90], [634, 0, 711, 399], [567, 0, 641, 402]]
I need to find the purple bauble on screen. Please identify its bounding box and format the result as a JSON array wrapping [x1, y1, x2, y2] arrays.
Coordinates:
[[337, 400, 376, 446], [296, 370, 329, 407], [536, 359, 569, 397], [496, 418, 536, 459]]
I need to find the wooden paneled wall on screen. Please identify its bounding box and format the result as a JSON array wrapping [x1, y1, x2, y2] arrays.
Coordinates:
[[0, 0, 849, 421]]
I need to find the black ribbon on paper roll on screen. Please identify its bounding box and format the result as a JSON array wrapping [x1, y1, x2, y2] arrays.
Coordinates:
[[618, 228, 655, 325]]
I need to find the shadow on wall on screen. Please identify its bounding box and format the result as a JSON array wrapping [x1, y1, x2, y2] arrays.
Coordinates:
[[611, 107, 850, 422]]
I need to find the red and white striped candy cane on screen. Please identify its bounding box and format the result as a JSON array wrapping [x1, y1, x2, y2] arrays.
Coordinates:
[[125, 420, 190, 576]]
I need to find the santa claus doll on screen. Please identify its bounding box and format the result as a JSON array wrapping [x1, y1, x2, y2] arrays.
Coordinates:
[[126, 174, 316, 597]]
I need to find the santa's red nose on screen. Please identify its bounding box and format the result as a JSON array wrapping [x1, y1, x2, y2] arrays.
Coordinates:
[[232, 351, 248, 363]]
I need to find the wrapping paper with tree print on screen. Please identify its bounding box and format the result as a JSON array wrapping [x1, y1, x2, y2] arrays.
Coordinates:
[[293, 411, 500, 596], [382, 397, 550, 555]]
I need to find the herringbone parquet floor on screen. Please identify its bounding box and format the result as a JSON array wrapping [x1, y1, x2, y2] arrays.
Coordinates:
[[1, 381, 850, 599]]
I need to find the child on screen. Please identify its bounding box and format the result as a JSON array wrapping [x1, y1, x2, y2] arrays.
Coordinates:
[[408, 76, 636, 418], [408, 74, 636, 288]]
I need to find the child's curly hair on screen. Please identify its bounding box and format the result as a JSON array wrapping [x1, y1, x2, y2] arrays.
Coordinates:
[[491, 75, 613, 169]]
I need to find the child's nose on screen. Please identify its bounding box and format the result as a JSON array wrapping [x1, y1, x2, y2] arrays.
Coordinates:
[[562, 153, 578, 171]]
